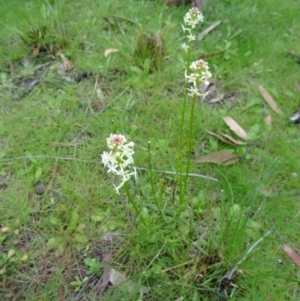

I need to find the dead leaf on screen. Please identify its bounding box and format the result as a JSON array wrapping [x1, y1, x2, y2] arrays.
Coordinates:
[[192, 0, 202, 10], [58, 285, 65, 301], [63, 59, 73, 71], [1, 227, 9, 232], [222, 116, 249, 140], [104, 48, 119, 57], [198, 20, 223, 41], [219, 132, 246, 145], [205, 129, 235, 145], [205, 129, 245, 146], [95, 269, 111, 293], [60, 54, 74, 71], [94, 252, 112, 293], [264, 115, 272, 129], [109, 268, 126, 286], [101, 231, 122, 242], [195, 151, 241, 165], [55, 47, 63, 57], [258, 85, 283, 115], [199, 81, 212, 94], [282, 244, 300, 266], [32, 44, 41, 57], [199, 49, 226, 59], [109, 268, 150, 294], [200, 81, 224, 104]]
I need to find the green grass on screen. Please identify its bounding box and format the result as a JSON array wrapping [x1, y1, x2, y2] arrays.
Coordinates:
[[1, 0, 300, 300]]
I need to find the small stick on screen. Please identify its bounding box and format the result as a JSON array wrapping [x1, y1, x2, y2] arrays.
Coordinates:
[[135, 167, 219, 182], [0, 156, 219, 182]]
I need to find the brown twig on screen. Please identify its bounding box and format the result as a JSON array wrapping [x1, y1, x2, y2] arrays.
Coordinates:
[[199, 49, 226, 59]]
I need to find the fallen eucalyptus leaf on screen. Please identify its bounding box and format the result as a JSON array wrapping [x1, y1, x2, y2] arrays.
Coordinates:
[[282, 244, 300, 266], [205, 129, 245, 146], [264, 114, 272, 129], [222, 116, 249, 140], [1, 227, 9, 232], [195, 151, 241, 165], [60, 54, 74, 71], [219, 132, 246, 145], [94, 252, 112, 293], [104, 48, 118, 57], [205, 129, 236, 146], [258, 85, 283, 115], [198, 20, 223, 41], [109, 268, 150, 294]]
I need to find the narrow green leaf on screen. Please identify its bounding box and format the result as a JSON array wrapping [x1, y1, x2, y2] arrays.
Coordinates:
[[66, 211, 79, 234]]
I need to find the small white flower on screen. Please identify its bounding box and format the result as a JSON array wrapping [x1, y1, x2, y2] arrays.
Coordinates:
[[181, 43, 189, 52], [187, 34, 196, 42], [101, 151, 112, 167], [187, 86, 201, 97]]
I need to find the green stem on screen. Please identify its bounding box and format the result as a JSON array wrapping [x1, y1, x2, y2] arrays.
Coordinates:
[[185, 93, 197, 180], [147, 141, 160, 208], [124, 181, 147, 227], [177, 40, 193, 209]]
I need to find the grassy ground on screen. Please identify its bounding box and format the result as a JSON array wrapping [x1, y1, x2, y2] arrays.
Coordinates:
[[1, 0, 300, 300]]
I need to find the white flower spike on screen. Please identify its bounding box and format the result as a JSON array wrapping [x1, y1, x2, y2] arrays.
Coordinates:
[[101, 134, 136, 194], [185, 59, 212, 98], [184, 7, 204, 29]]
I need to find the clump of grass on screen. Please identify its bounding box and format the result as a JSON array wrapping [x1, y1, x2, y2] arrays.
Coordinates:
[[20, 24, 69, 57], [132, 29, 165, 72]]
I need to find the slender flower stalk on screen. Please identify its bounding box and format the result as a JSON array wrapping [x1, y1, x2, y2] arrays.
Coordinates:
[[178, 8, 212, 208]]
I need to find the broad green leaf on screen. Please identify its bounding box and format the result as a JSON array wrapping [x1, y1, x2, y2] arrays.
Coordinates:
[[35, 166, 42, 181], [229, 204, 242, 218], [91, 214, 105, 222], [73, 233, 88, 244], [20, 254, 28, 262], [47, 237, 62, 249], [7, 249, 15, 259], [84, 257, 96, 267], [107, 221, 117, 231], [130, 65, 143, 75]]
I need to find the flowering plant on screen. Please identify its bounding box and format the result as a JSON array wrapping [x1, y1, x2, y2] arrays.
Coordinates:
[[177, 7, 213, 210], [181, 7, 212, 99], [101, 134, 137, 194], [181, 7, 204, 52]]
